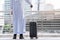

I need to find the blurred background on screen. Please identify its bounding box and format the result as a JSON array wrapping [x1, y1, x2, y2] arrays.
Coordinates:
[[0, 0, 60, 34]]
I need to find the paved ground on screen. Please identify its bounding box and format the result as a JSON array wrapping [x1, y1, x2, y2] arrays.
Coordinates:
[[0, 37, 60, 40], [0, 32, 60, 40]]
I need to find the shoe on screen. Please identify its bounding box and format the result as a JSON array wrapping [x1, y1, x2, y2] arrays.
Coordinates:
[[13, 34, 17, 39], [19, 34, 24, 39]]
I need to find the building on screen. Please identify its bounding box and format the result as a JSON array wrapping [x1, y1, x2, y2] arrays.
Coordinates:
[[3, 0, 12, 33], [0, 0, 4, 33], [4, 0, 11, 24]]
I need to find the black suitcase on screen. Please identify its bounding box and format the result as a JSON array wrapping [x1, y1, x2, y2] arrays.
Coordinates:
[[29, 22, 37, 39]]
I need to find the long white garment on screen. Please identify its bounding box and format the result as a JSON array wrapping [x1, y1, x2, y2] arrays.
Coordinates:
[[11, 0, 31, 34]]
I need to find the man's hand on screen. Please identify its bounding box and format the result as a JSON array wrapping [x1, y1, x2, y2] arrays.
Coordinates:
[[30, 5, 33, 8]]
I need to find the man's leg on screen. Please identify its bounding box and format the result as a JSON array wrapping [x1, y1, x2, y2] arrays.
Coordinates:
[[18, 19, 24, 39], [13, 13, 18, 39]]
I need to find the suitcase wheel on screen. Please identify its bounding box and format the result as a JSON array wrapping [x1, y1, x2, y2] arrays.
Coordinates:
[[30, 37, 33, 39], [36, 37, 38, 39]]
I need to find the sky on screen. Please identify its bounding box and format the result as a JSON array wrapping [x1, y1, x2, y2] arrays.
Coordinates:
[[0, 0, 60, 10], [0, 0, 4, 11], [46, 0, 60, 9]]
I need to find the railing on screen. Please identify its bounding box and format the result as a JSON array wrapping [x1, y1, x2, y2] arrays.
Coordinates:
[[0, 10, 60, 34], [26, 11, 60, 33]]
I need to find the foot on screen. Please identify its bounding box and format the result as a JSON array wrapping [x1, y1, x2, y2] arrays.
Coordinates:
[[19, 34, 24, 39], [13, 34, 17, 39]]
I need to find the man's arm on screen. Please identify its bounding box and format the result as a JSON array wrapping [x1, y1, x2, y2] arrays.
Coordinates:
[[25, 0, 33, 8], [25, 0, 31, 5]]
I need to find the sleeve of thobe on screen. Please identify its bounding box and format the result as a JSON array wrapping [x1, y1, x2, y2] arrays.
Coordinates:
[[25, 0, 32, 5]]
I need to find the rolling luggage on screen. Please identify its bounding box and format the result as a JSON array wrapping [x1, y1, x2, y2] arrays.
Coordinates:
[[29, 22, 37, 39]]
